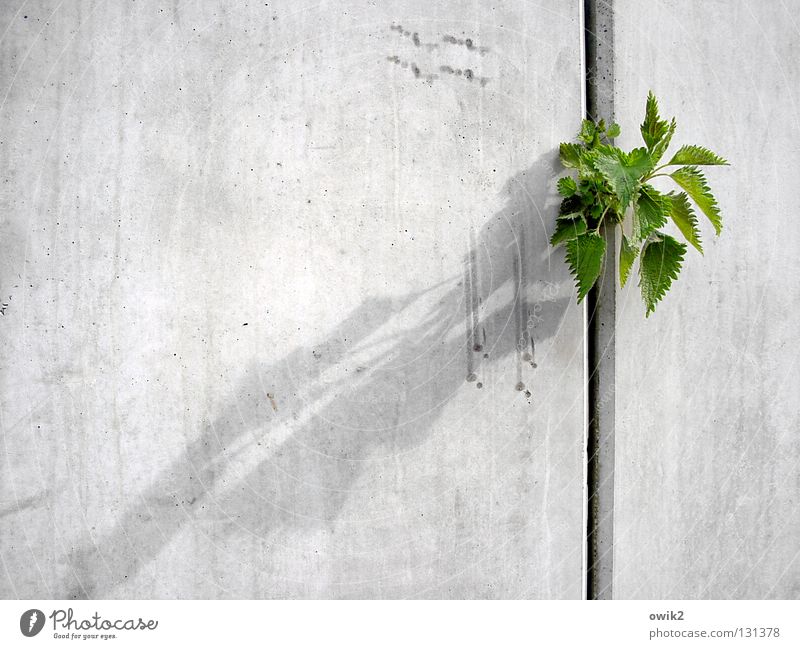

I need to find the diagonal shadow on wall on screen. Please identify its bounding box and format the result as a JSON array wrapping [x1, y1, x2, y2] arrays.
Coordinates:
[[61, 152, 574, 598]]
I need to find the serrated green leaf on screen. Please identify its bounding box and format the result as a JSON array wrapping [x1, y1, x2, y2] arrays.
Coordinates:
[[579, 120, 596, 144], [565, 232, 606, 303], [557, 176, 578, 197], [626, 147, 655, 176], [550, 217, 587, 247], [606, 123, 621, 139], [667, 145, 728, 166], [619, 235, 638, 287], [668, 191, 703, 253], [592, 150, 633, 206], [670, 165, 723, 234], [641, 91, 670, 150], [633, 184, 668, 241], [559, 142, 583, 169], [639, 232, 686, 316], [559, 195, 583, 218], [593, 148, 652, 210], [650, 117, 676, 165]]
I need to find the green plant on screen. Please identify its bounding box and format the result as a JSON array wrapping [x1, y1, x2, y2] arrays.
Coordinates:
[[551, 92, 729, 316]]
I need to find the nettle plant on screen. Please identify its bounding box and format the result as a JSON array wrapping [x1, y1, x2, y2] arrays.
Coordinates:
[[551, 92, 729, 316]]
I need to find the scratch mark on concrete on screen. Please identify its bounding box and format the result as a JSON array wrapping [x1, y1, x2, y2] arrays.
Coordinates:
[[463, 269, 476, 383], [514, 229, 528, 394], [0, 490, 50, 519]]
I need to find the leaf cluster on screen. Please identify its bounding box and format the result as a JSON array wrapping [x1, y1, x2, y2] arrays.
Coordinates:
[[552, 92, 728, 315]]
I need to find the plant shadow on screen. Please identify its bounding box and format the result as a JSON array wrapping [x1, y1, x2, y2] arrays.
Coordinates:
[[62, 151, 575, 598]]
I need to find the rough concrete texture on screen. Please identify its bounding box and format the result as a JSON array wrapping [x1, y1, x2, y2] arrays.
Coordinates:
[[612, 0, 800, 597], [0, 1, 586, 598]]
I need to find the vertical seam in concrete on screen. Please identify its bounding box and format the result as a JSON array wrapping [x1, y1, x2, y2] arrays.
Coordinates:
[[584, 0, 616, 600], [578, 1, 589, 602]]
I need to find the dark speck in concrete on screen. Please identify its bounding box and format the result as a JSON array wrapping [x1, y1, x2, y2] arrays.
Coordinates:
[[439, 65, 489, 86], [390, 24, 439, 51], [387, 55, 437, 82], [442, 34, 489, 55]]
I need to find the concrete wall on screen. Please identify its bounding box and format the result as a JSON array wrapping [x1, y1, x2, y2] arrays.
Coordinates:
[[612, 0, 800, 598], [0, 1, 587, 598], [5, 0, 793, 603]]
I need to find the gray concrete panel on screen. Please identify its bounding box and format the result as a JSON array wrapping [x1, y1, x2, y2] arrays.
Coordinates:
[[612, 0, 800, 598], [0, 1, 587, 598]]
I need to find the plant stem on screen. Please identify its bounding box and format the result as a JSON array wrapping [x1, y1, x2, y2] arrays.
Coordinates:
[[644, 163, 673, 181], [594, 206, 610, 234]]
